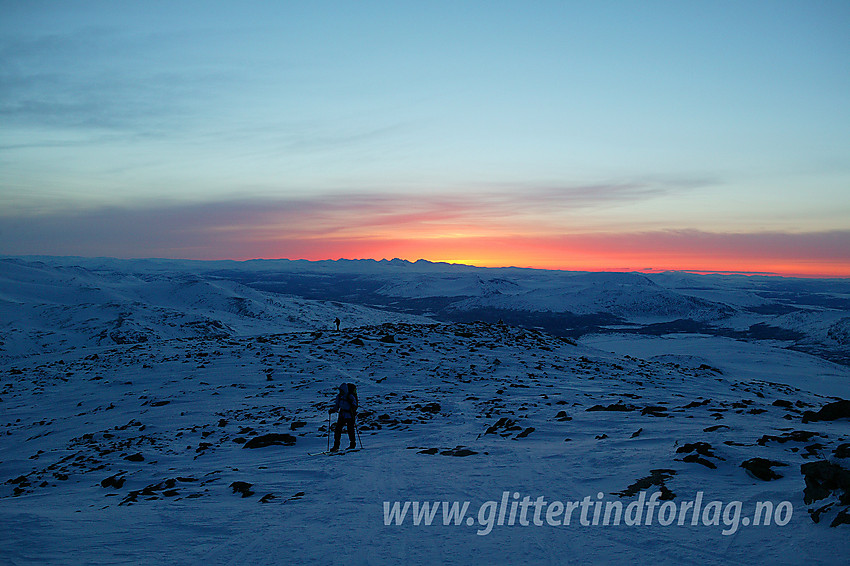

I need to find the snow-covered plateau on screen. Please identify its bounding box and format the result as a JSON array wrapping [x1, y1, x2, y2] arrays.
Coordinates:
[[1, 257, 849, 565]]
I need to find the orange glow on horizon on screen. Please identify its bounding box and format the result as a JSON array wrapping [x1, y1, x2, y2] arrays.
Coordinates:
[[242, 233, 850, 279]]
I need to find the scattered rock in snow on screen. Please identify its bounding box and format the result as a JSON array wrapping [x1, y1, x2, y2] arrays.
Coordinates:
[[515, 427, 535, 439], [440, 446, 478, 457], [741, 458, 787, 481], [803, 400, 850, 424], [243, 433, 296, 449], [676, 442, 719, 469], [586, 402, 636, 412], [100, 474, 126, 489], [801, 460, 850, 505], [757, 430, 820, 446], [230, 481, 254, 497], [615, 469, 676, 499]]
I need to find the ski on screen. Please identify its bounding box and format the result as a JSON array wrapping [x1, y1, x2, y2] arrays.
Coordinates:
[[307, 448, 361, 456]]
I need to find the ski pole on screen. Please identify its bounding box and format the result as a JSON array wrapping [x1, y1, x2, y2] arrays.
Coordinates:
[[327, 412, 331, 452], [356, 420, 364, 449]]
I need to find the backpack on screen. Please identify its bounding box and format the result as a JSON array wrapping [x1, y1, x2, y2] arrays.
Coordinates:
[[346, 383, 358, 417]]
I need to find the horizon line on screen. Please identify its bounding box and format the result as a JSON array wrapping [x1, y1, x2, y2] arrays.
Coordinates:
[[5, 253, 849, 280]]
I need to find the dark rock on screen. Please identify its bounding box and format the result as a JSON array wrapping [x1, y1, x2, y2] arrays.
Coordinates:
[[485, 417, 517, 435], [150, 400, 170, 407], [831, 507, 850, 527], [595, 434, 608, 440], [631, 428, 643, 438], [772, 400, 794, 409], [641, 406, 667, 417], [587, 402, 636, 412], [676, 442, 718, 468], [418, 448, 439, 455], [676, 442, 716, 457], [801, 460, 850, 505], [289, 421, 307, 430], [260, 493, 277, 503], [682, 399, 711, 409], [119, 492, 138, 505], [379, 335, 396, 343], [230, 481, 254, 497], [440, 446, 478, 457], [810, 502, 834, 524], [615, 469, 676, 498], [515, 427, 535, 439], [100, 474, 126, 489], [420, 402, 441, 414], [804, 443, 825, 458], [741, 458, 787, 481], [683, 454, 717, 469], [555, 411, 572, 421], [243, 433, 296, 449], [124, 453, 144, 462], [802, 400, 850, 424], [835, 444, 850, 459], [757, 430, 819, 446], [704, 425, 730, 432]]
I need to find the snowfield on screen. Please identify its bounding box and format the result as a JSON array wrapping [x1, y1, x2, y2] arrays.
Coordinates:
[[1, 258, 849, 565]]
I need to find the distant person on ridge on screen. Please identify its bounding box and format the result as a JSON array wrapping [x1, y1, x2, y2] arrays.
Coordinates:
[[329, 382, 358, 452], [334, 317, 341, 331]]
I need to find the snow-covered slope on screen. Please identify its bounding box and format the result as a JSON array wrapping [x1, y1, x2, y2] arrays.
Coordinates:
[[437, 272, 732, 321], [2, 322, 849, 564], [1, 257, 849, 565], [378, 270, 726, 313], [0, 258, 430, 361]]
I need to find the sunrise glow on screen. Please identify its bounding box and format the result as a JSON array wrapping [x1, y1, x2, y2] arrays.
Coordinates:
[[1, 2, 848, 278]]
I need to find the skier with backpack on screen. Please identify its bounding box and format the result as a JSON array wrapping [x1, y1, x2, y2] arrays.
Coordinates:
[[328, 382, 358, 452]]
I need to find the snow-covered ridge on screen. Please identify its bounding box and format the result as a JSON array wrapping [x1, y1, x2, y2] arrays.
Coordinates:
[[0, 258, 430, 360], [4, 256, 850, 365]]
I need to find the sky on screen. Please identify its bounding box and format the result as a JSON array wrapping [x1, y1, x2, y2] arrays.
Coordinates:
[[1, 0, 849, 276]]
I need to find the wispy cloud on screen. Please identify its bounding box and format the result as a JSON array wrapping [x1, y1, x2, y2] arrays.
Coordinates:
[[0, 183, 675, 250], [0, 29, 235, 139]]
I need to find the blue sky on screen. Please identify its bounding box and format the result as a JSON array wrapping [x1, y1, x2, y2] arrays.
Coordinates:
[[1, 1, 848, 274]]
